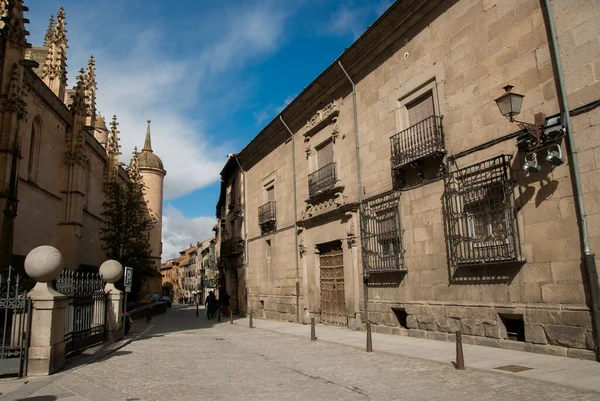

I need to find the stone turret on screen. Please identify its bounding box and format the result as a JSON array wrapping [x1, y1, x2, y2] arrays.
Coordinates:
[[136, 120, 166, 270]]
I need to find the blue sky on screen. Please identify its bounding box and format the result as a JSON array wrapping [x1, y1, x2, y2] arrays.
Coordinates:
[[26, 0, 391, 258]]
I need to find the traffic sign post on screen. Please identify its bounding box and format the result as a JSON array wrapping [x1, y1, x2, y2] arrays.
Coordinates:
[[123, 267, 133, 337]]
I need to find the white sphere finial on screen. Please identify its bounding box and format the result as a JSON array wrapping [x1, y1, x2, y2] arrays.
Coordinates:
[[99, 260, 123, 283], [24, 245, 64, 283]]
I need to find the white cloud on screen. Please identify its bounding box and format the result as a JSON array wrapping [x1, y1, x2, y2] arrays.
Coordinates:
[[162, 205, 216, 261], [252, 94, 296, 127], [26, 1, 292, 257], [328, 6, 363, 37]]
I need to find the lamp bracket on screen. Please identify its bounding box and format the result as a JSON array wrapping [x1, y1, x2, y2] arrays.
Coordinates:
[[513, 112, 546, 147]]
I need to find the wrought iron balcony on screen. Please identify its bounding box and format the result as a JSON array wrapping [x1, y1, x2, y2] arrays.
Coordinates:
[[308, 162, 336, 198], [258, 201, 276, 225], [390, 115, 445, 170], [222, 237, 243, 256]]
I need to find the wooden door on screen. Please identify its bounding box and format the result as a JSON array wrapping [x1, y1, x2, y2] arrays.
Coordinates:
[[319, 241, 346, 326]]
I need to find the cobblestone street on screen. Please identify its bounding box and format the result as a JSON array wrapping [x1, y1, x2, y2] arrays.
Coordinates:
[[3, 305, 600, 401]]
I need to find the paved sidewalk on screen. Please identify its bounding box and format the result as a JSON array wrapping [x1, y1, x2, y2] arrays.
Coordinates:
[[238, 317, 600, 393], [1, 306, 598, 400]]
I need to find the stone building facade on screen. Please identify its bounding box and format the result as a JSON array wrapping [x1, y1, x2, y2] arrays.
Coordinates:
[[161, 256, 183, 301], [199, 237, 217, 303], [0, 2, 165, 278], [216, 155, 246, 314], [219, 0, 600, 359]]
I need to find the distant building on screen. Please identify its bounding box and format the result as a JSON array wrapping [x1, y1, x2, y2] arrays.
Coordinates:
[[161, 257, 182, 301]]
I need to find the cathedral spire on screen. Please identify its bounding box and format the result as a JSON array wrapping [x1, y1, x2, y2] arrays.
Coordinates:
[[84, 55, 96, 124], [142, 120, 153, 152], [56, 6, 67, 44], [43, 14, 56, 46], [69, 68, 88, 116]]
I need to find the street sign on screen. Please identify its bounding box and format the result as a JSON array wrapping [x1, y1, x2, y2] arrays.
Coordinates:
[[125, 286, 131, 292], [124, 266, 133, 287]]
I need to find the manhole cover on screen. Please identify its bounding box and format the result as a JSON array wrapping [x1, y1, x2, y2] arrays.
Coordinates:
[[494, 365, 533, 372]]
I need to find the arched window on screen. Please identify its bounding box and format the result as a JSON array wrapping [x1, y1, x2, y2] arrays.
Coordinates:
[[29, 117, 42, 181]]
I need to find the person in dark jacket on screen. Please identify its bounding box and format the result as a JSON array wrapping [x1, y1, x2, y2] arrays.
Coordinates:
[[206, 291, 218, 319]]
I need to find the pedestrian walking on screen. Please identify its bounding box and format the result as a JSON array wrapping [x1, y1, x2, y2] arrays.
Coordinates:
[[206, 291, 218, 319]]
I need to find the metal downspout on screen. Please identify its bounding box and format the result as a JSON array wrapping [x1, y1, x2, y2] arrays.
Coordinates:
[[280, 116, 301, 324], [338, 60, 372, 351], [234, 156, 249, 317], [540, 0, 600, 361]]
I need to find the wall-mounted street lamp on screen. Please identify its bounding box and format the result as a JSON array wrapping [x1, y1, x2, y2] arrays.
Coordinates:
[[495, 85, 566, 173]]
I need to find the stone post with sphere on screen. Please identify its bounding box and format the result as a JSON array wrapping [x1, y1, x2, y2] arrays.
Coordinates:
[[99, 260, 124, 342], [24, 245, 67, 376]]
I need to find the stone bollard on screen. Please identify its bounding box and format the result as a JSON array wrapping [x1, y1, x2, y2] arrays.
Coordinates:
[[25, 246, 67, 376], [99, 260, 124, 343]]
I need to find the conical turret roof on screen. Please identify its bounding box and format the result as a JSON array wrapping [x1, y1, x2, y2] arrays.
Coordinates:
[[137, 120, 165, 172]]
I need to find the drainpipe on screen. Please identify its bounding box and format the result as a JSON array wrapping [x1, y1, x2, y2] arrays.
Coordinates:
[[338, 61, 372, 351], [234, 156, 249, 317], [280, 116, 301, 324], [540, 0, 600, 361]]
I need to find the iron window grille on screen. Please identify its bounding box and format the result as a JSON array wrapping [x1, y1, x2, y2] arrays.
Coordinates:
[[258, 201, 276, 225], [390, 115, 445, 170], [361, 190, 405, 273], [308, 162, 336, 198], [444, 155, 520, 267]]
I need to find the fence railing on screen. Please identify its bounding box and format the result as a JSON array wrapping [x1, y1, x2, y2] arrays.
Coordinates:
[[222, 237, 242, 256], [0, 267, 31, 377], [390, 115, 445, 169], [56, 270, 106, 355], [308, 162, 336, 198], [258, 201, 276, 225]]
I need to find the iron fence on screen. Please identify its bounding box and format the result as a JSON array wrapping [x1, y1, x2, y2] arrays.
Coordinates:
[[56, 270, 106, 355], [0, 267, 31, 377], [258, 201, 277, 225], [308, 162, 336, 198], [443, 154, 520, 267], [361, 190, 405, 273], [390, 115, 445, 169]]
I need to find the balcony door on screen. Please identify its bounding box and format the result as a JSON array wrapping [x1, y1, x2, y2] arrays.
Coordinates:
[[407, 92, 434, 125]]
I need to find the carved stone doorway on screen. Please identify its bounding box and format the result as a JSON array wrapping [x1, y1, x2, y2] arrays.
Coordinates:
[[319, 241, 346, 326]]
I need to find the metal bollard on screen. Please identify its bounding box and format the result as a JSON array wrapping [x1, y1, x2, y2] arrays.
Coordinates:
[[311, 317, 317, 341], [249, 310, 254, 328], [217, 307, 221, 322], [230, 309, 233, 325], [196, 303, 199, 318], [366, 322, 373, 352], [455, 330, 465, 370]]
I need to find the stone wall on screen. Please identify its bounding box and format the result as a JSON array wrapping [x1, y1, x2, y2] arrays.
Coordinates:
[[240, 0, 600, 358]]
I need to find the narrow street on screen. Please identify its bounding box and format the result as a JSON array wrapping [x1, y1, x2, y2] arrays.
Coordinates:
[[4, 305, 599, 401]]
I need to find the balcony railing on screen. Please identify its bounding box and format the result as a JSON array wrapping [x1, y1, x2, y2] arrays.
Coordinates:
[[308, 162, 336, 198], [390, 115, 445, 170], [222, 237, 242, 256], [258, 201, 276, 225]]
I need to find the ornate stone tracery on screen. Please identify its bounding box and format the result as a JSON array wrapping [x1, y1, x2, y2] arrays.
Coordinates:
[[305, 101, 338, 132]]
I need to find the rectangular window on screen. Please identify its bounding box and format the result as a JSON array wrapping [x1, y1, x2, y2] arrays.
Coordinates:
[[406, 92, 435, 125], [266, 185, 275, 202], [444, 155, 520, 267], [362, 190, 404, 272], [316, 140, 333, 169]]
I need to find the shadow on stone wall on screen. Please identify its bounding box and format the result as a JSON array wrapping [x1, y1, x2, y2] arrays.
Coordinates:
[[368, 271, 406, 287]]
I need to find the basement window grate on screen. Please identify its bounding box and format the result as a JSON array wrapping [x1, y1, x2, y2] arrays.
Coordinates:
[[499, 314, 525, 342], [392, 307, 408, 329]]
